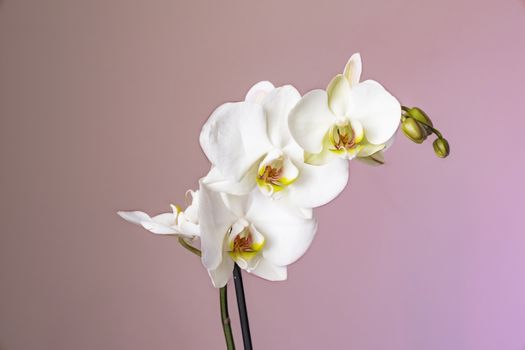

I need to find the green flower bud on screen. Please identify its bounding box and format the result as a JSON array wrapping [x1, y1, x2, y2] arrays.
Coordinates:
[[433, 138, 450, 158], [407, 107, 432, 125], [401, 118, 428, 144], [407, 107, 434, 135]]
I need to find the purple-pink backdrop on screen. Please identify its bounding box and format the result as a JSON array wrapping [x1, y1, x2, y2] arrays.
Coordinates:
[[1, 0, 524, 349]]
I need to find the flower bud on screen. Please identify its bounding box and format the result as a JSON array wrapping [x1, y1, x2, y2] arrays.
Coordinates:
[[407, 107, 432, 125], [433, 138, 450, 158], [401, 118, 428, 144], [407, 107, 434, 135]]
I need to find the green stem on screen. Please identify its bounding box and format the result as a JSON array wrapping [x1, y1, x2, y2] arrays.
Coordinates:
[[177, 237, 236, 349], [177, 236, 201, 257], [413, 118, 444, 139], [220, 285, 236, 350]]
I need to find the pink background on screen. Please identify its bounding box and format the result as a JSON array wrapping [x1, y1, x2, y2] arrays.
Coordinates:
[[1, 0, 524, 349]]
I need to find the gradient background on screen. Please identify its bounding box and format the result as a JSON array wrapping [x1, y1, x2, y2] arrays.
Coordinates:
[[1, 0, 524, 349]]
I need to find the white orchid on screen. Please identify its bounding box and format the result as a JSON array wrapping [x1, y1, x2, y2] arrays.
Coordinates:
[[198, 180, 317, 288], [288, 53, 401, 165], [199, 81, 349, 209], [117, 51, 448, 350], [118, 190, 200, 237]]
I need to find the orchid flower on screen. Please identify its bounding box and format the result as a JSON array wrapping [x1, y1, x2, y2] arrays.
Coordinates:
[[288, 53, 401, 165], [116, 50, 449, 350], [198, 180, 317, 288], [118, 190, 200, 237], [199, 82, 349, 209]]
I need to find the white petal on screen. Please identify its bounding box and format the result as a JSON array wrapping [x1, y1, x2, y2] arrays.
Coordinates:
[[343, 53, 362, 87], [357, 143, 385, 158], [141, 220, 180, 235], [282, 140, 304, 164], [142, 213, 181, 234], [280, 156, 299, 184], [208, 257, 234, 288], [118, 211, 151, 225], [303, 133, 337, 165], [151, 212, 177, 227], [299, 207, 314, 219], [250, 258, 287, 281], [221, 192, 252, 219], [198, 181, 237, 270], [289, 158, 349, 208], [245, 191, 318, 267], [357, 151, 385, 166], [257, 148, 284, 170], [327, 74, 352, 117], [176, 210, 201, 236], [118, 211, 181, 235], [182, 190, 199, 224], [261, 85, 301, 149], [178, 220, 200, 236], [356, 134, 396, 166], [245, 81, 275, 104], [288, 90, 335, 154], [346, 80, 401, 145], [256, 192, 313, 219], [255, 149, 300, 199], [382, 132, 397, 151], [199, 102, 273, 181], [203, 165, 257, 196]]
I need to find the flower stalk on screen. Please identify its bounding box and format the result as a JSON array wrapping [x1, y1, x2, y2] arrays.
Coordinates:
[[233, 264, 253, 350], [220, 286, 236, 350], [178, 238, 236, 350], [178, 237, 202, 257]]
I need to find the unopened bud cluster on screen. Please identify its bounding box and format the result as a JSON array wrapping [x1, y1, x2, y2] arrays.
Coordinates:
[[401, 107, 450, 158]]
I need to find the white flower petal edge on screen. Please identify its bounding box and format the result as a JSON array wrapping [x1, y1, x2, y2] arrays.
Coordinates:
[[245, 190, 318, 267], [245, 81, 275, 104], [259, 85, 301, 149], [289, 157, 349, 209], [288, 89, 335, 154], [356, 132, 396, 165], [203, 166, 257, 196], [327, 74, 352, 117], [199, 102, 273, 182], [346, 80, 401, 145], [207, 249, 286, 287], [343, 52, 362, 87], [118, 190, 200, 237], [208, 255, 235, 288], [208, 247, 287, 287], [251, 259, 287, 281], [198, 180, 237, 271], [118, 211, 152, 226]]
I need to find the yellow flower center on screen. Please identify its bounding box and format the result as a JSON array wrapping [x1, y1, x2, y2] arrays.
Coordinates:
[[258, 164, 284, 187], [328, 120, 364, 157], [331, 124, 355, 150], [255, 150, 299, 196], [227, 222, 265, 271]]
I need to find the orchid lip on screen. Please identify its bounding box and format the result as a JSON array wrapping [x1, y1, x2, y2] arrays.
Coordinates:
[[328, 119, 365, 158], [255, 149, 299, 197], [226, 220, 265, 271]]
